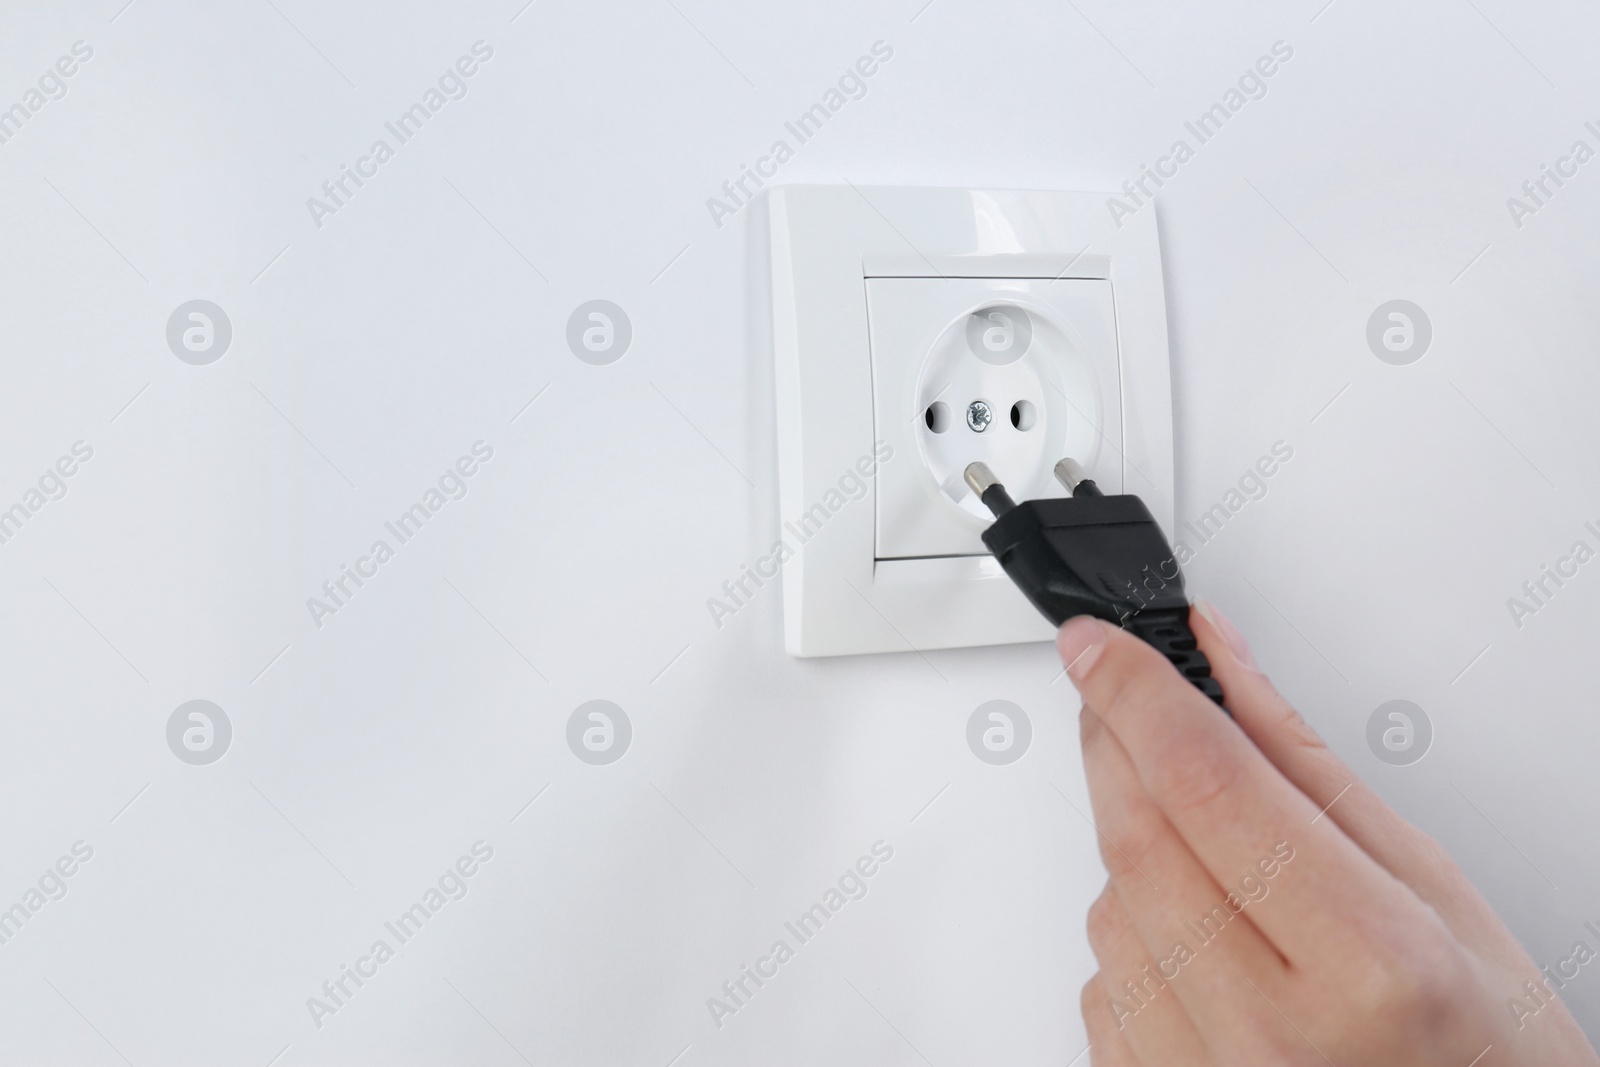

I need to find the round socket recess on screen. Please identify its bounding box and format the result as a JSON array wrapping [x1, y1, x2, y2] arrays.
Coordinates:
[[915, 300, 1099, 521]]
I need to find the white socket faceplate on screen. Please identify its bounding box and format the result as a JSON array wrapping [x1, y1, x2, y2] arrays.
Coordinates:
[[869, 278, 1122, 560], [761, 186, 1174, 658]]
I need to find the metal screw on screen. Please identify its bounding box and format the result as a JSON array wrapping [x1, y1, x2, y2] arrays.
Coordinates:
[[966, 400, 993, 432]]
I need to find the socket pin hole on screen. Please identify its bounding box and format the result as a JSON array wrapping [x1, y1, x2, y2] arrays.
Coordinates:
[[1010, 400, 1037, 431], [925, 401, 952, 433]]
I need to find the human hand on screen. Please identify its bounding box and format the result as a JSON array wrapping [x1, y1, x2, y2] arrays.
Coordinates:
[[1059, 602, 1600, 1066]]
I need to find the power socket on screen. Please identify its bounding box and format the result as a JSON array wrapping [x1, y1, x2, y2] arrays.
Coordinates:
[[761, 186, 1173, 657], [869, 278, 1121, 560]]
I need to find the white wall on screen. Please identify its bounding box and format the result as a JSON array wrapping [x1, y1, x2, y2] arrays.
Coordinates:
[[0, 0, 1595, 1063]]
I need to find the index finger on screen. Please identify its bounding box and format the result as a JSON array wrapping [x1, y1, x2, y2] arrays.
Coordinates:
[[1058, 615, 1429, 965]]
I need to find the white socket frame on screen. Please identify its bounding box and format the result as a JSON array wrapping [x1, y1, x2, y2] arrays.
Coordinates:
[[761, 185, 1175, 658]]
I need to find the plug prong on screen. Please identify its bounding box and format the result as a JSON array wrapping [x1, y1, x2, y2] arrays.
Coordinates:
[[964, 461, 999, 496], [1053, 457, 1102, 497], [964, 462, 1017, 517]]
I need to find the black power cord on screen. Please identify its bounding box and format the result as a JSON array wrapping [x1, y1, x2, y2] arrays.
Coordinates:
[[966, 459, 1226, 708]]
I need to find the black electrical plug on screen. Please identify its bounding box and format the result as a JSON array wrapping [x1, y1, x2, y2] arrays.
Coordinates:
[[965, 459, 1226, 708]]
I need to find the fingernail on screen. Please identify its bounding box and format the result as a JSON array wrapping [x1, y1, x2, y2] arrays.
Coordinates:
[[1194, 598, 1259, 673], [1057, 616, 1106, 685]]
